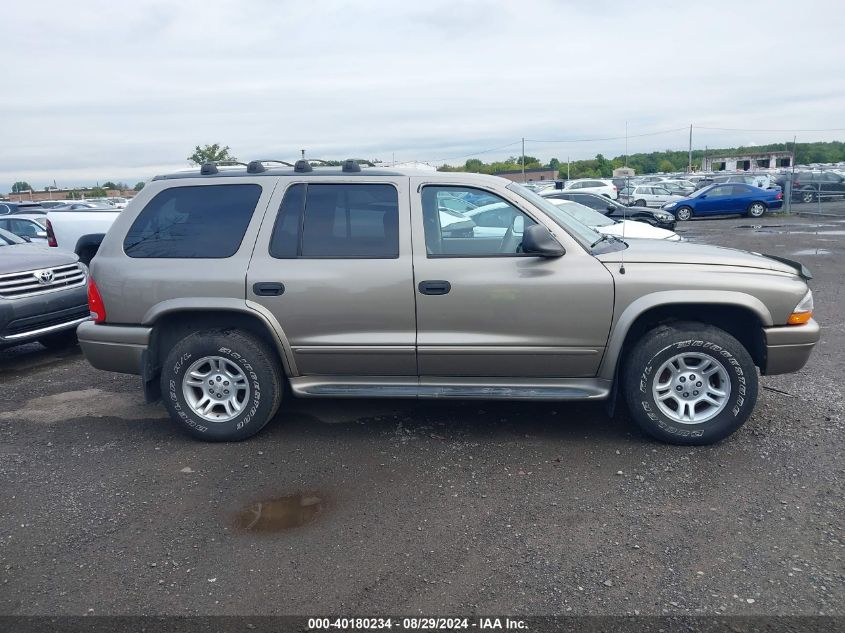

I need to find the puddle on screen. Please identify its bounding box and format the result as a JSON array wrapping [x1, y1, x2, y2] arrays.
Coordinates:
[[791, 249, 831, 256], [234, 494, 323, 532]]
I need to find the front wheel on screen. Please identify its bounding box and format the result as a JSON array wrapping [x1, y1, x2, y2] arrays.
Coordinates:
[[747, 202, 767, 218], [675, 207, 693, 221], [634, 199, 647, 207], [160, 329, 283, 441], [622, 323, 758, 445]]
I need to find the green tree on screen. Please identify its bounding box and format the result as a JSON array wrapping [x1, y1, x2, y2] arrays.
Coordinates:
[[89, 186, 107, 197], [464, 158, 484, 172], [68, 190, 82, 200], [102, 181, 117, 189], [12, 181, 32, 193], [187, 143, 236, 165], [133, 182, 145, 191], [595, 154, 612, 177], [658, 159, 676, 173], [549, 158, 560, 171]]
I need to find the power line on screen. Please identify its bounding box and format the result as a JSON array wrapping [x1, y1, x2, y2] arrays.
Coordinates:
[[421, 140, 522, 163], [696, 126, 845, 133]]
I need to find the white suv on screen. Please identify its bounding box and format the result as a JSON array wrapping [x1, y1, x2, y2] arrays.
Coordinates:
[[560, 178, 618, 199]]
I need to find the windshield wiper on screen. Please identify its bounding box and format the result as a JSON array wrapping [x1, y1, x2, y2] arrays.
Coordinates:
[[590, 233, 617, 249]]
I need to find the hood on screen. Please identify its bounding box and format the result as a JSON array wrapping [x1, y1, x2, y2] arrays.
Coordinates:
[[596, 239, 802, 275], [600, 220, 678, 241], [0, 244, 79, 274]]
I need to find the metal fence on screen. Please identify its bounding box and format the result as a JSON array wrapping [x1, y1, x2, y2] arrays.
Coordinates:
[[782, 170, 845, 218]]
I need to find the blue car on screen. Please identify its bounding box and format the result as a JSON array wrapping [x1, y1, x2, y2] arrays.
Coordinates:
[[662, 183, 783, 221]]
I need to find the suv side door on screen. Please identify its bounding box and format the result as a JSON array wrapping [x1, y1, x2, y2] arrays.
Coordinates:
[[247, 177, 416, 376], [409, 179, 614, 378]]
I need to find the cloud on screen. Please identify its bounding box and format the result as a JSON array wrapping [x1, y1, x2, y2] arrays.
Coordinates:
[[1, 0, 843, 190]]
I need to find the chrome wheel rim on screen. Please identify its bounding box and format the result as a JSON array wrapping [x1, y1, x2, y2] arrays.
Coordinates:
[[677, 208, 691, 220], [652, 352, 731, 424], [801, 191, 813, 203], [182, 356, 250, 422], [749, 203, 764, 216]]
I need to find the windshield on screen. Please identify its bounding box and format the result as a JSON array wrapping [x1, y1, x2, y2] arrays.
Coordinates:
[[0, 227, 26, 245], [546, 200, 616, 227], [506, 183, 604, 247]]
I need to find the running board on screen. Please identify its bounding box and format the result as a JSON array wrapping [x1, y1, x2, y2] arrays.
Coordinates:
[[290, 376, 611, 401]]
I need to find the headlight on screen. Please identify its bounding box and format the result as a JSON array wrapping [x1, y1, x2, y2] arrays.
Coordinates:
[[663, 202, 677, 209], [655, 213, 673, 221], [77, 261, 89, 276], [788, 289, 813, 325]]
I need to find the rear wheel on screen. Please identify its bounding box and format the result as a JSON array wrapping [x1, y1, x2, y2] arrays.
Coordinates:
[[160, 329, 283, 441], [800, 189, 815, 204], [634, 199, 647, 207], [675, 206, 693, 221], [622, 322, 758, 445], [746, 202, 767, 218]]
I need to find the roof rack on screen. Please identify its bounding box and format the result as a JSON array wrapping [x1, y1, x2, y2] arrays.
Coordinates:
[[200, 160, 248, 175], [246, 159, 295, 174], [342, 158, 361, 173], [294, 159, 313, 173]]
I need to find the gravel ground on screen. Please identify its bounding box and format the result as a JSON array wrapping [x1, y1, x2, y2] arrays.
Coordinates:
[[0, 214, 842, 617]]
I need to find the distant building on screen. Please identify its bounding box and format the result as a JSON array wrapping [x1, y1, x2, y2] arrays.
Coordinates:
[[2, 187, 138, 202], [491, 167, 558, 183], [703, 150, 792, 172], [613, 167, 635, 177]]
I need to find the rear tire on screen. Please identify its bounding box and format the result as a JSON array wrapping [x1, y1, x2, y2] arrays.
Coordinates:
[[38, 329, 78, 350], [622, 323, 758, 445], [800, 189, 815, 204], [746, 202, 767, 218], [634, 199, 647, 207], [675, 207, 693, 221], [160, 329, 283, 441]]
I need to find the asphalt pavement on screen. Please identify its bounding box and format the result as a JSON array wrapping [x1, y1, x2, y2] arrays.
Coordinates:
[[1, 214, 843, 617]]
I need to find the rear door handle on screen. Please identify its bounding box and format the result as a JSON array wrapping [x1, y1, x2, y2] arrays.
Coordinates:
[[253, 282, 285, 296], [418, 280, 451, 296]]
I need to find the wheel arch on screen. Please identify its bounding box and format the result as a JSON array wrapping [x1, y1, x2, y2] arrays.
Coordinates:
[[599, 292, 771, 381], [143, 299, 297, 383], [74, 233, 106, 264]]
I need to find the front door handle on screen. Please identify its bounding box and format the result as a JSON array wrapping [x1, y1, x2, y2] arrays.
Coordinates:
[[418, 280, 451, 296], [253, 282, 285, 296]]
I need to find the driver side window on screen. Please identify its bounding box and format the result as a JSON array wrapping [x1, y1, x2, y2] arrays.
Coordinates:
[[421, 186, 536, 257]]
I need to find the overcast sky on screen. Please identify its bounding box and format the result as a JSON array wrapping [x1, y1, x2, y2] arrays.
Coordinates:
[[2, 0, 844, 191]]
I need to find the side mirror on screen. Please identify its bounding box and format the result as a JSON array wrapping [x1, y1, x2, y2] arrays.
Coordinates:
[[522, 224, 565, 257], [607, 205, 615, 213], [699, 194, 707, 199], [36, 230, 48, 238], [21, 235, 32, 243]]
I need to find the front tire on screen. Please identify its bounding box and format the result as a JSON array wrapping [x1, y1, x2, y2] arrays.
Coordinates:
[[675, 206, 693, 221], [747, 202, 767, 218], [161, 329, 283, 441], [622, 323, 758, 445]]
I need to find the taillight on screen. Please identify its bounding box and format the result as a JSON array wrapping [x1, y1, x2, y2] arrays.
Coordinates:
[[45, 219, 58, 247], [776, 191, 783, 200], [88, 278, 107, 324]]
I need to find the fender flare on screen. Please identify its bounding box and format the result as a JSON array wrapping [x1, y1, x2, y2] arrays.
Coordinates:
[[142, 298, 298, 376], [74, 233, 106, 259], [598, 290, 773, 380]]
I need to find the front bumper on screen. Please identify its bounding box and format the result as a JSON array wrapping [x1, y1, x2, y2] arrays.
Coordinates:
[[77, 321, 152, 375], [762, 319, 820, 375]]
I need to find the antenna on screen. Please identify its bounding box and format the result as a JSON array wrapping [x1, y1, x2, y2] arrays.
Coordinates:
[[619, 193, 626, 274]]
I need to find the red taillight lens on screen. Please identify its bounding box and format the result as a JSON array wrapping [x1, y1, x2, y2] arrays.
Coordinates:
[[45, 219, 58, 247], [776, 191, 783, 200], [88, 278, 107, 324]]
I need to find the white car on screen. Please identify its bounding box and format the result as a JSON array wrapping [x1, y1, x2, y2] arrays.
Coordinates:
[[559, 178, 618, 199], [46, 207, 121, 264], [658, 179, 697, 195], [0, 216, 49, 243], [619, 185, 685, 208], [546, 199, 681, 241]]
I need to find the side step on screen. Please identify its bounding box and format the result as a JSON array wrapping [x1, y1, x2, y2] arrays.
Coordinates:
[[290, 376, 611, 401]]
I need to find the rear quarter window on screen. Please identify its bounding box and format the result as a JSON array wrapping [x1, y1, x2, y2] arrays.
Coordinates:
[[123, 184, 262, 258]]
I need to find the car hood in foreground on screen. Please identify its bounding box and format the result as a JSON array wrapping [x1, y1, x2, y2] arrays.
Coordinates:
[[0, 244, 79, 274], [595, 239, 802, 276]]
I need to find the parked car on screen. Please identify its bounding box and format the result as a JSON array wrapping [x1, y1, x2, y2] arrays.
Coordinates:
[[0, 201, 46, 215], [619, 185, 685, 208], [50, 201, 115, 211], [561, 178, 618, 199], [0, 228, 90, 349], [77, 161, 818, 446], [774, 171, 845, 203], [662, 183, 784, 221], [45, 206, 121, 264], [658, 179, 697, 195], [0, 216, 49, 243], [546, 199, 681, 241], [543, 191, 676, 230], [711, 173, 776, 189]]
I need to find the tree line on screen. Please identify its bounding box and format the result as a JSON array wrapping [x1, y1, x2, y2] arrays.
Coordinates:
[[437, 140, 845, 179]]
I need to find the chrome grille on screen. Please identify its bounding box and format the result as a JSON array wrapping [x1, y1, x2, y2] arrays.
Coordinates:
[[0, 263, 87, 299]]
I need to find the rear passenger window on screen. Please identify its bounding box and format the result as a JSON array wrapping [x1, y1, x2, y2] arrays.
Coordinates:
[[269, 183, 399, 258], [124, 184, 261, 258]]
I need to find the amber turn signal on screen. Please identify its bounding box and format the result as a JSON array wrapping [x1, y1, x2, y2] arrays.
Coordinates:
[[787, 311, 812, 325]]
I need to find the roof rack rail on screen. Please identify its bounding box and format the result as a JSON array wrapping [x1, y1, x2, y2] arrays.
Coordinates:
[[200, 160, 248, 175], [342, 158, 362, 173], [246, 159, 296, 173], [294, 159, 313, 173]]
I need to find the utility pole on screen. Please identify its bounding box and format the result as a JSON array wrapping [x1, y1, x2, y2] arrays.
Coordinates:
[[521, 137, 526, 183], [567, 156, 570, 181], [688, 124, 693, 174], [625, 121, 628, 167]]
